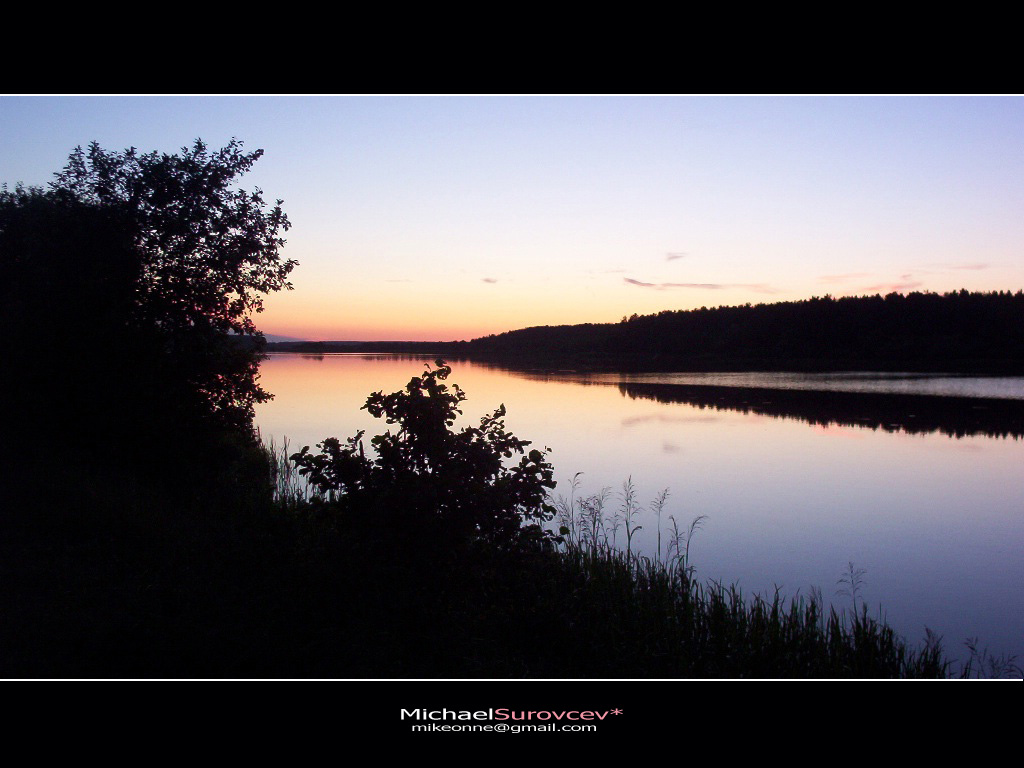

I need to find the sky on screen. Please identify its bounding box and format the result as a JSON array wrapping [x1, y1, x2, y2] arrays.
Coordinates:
[[2, 95, 1023, 341]]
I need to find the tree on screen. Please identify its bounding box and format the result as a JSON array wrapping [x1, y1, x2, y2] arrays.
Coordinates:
[[290, 361, 557, 548], [52, 139, 294, 341], [0, 139, 294, 471]]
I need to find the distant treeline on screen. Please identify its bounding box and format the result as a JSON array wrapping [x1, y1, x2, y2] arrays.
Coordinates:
[[464, 291, 1024, 373]]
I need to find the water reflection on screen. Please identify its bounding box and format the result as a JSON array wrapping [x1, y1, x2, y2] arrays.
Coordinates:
[[616, 383, 1024, 440], [489, 368, 1024, 400]]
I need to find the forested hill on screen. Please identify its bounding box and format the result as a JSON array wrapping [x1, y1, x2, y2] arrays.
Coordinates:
[[465, 291, 1024, 373]]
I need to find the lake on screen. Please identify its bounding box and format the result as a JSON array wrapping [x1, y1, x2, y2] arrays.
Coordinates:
[[255, 353, 1024, 670]]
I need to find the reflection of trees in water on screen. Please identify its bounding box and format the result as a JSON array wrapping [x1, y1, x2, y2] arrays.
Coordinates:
[[359, 352, 471, 363], [616, 383, 1024, 440]]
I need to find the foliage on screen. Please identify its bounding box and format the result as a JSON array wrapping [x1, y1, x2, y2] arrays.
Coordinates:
[[51, 138, 295, 429], [0, 139, 294, 451], [51, 139, 294, 340], [291, 361, 557, 547]]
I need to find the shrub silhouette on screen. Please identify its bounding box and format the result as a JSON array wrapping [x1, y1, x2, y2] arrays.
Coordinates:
[[291, 360, 557, 547]]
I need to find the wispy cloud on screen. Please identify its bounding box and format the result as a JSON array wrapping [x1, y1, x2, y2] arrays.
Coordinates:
[[914, 261, 991, 273], [624, 277, 780, 293], [821, 271, 927, 295], [481, 277, 498, 284], [665, 251, 688, 261], [818, 272, 870, 282], [625, 278, 722, 289], [385, 278, 413, 283], [859, 280, 924, 292]]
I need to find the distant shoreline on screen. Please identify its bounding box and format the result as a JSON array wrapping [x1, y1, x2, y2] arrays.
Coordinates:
[[265, 290, 1024, 375], [265, 340, 468, 354], [264, 341, 1024, 376]]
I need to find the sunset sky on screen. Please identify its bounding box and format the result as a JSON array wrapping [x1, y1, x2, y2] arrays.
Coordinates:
[[3, 95, 1022, 340]]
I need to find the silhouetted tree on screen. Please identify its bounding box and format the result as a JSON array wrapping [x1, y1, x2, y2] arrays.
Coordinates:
[[0, 139, 294, 473], [51, 138, 295, 427]]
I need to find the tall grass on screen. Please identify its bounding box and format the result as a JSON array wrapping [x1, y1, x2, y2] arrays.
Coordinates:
[[553, 476, 954, 677], [260, 433, 318, 509], [961, 638, 1023, 679]]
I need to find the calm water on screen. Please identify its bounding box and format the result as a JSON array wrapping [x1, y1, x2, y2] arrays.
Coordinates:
[[255, 354, 1024, 668]]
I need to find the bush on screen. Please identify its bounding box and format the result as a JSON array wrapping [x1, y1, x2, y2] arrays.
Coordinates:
[[291, 360, 557, 547]]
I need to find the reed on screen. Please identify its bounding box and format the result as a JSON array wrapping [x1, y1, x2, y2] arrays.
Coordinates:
[[259, 432, 319, 510], [550, 477, 955, 677]]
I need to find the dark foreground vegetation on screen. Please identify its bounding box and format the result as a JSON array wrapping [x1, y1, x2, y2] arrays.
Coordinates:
[[1, 139, 1012, 678], [0, 363, 968, 678]]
